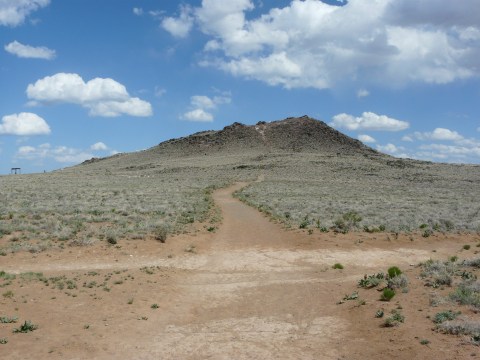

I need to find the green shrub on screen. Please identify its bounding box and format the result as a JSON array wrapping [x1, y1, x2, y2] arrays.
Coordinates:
[[463, 245, 471, 250], [13, 320, 38, 333], [381, 288, 396, 301], [388, 266, 402, 278], [332, 263, 344, 270], [433, 310, 460, 324], [0, 338, 7, 344]]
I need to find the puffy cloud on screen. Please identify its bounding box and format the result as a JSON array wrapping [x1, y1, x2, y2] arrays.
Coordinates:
[[191, 95, 216, 109], [133, 7, 143, 16], [161, 5, 194, 38], [357, 89, 370, 98], [181, 93, 231, 122], [330, 112, 409, 132], [376, 143, 408, 158], [414, 128, 464, 141], [4, 40, 55, 59], [401, 135, 413, 142], [358, 134, 376, 143], [0, 0, 49, 27], [26, 73, 152, 117], [182, 109, 214, 122], [16, 143, 94, 164], [90, 142, 108, 151], [164, 0, 480, 89], [418, 143, 480, 160], [0, 112, 50, 135]]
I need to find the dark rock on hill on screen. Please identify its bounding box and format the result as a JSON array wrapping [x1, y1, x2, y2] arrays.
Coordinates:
[[150, 115, 379, 157]]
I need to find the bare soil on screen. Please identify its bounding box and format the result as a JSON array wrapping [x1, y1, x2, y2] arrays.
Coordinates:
[[1, 183, 479, 359]]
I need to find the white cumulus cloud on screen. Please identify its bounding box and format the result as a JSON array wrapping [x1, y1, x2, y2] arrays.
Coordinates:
[[26, 73, 152, 117], [90, 142, 108, 151], [182, 109, 214, 122], [0, 0, 50, 27], [5, 40, 55, 59], [191, 95, 216, 109], [414, 128, 464, 141], [16, 143, 94, 164], [0, 112, 50, 135], [163, 0, 480, 89], [358, 134, 376, 143], [330, 112, 409, 132], [181, 93, 231, 122], [161, 5, 194, 38], [377, 143, 408, 158]]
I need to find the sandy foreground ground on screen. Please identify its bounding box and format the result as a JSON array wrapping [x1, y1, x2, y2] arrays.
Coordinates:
[[1, 183, 479, 359]]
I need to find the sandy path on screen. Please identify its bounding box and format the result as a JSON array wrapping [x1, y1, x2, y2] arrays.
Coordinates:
[[1, 183, 475, 359]]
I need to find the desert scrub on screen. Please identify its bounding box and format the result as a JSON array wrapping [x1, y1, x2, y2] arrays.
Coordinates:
[[0, 316, 18, 323], [383, 309, 404, 327], [433, 310, 460, 324], [13, 320, 38, 333], [436, 320, 480, 342], [358, 273, 386, 289], [332, 263, 344, 270], [332, 211, 362, 233], [420, 259, 457, 287], [449, 281, 480, 308]]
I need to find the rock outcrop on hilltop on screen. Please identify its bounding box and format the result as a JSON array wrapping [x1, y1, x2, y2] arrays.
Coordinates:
[[151, 115, 379, 157]]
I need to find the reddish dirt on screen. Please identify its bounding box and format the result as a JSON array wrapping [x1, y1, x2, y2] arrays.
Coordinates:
[[1, 183, 479, 359]]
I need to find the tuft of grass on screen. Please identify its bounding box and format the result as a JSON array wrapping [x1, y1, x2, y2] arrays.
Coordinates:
[[2, 290, 14, 298], [0, 338, 7, 344], [420, 339, 430, 345], [433, 310, 460, 324], [0, 271, 16, 281], [13, 320, 38, 333], [0, 316, 18, 324], [332, 263, 344, 270], [381, 288, 396, 302], [463, 244, 471, 250], [151, 303, 159, 309], [383, 309, 404, 327]]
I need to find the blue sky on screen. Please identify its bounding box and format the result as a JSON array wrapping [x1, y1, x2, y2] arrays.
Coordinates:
[[1, 0, 480, 173]]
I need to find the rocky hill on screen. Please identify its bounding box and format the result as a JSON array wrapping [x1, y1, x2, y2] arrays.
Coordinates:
[[149, 115, 379, 157]]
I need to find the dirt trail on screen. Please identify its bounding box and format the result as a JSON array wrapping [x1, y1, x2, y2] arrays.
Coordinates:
[[1, 183, 475, 359]]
